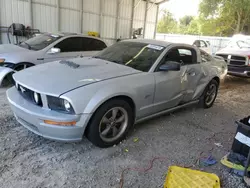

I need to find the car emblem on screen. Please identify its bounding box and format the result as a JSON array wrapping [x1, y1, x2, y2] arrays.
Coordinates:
[[20, 86, 26, 93]]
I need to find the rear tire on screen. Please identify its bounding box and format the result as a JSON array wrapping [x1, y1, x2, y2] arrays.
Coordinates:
[[85, 99, 133, 148], [200, 79, 219, 108]]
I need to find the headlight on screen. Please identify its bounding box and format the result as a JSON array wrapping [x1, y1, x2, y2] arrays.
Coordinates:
[[33, 92, 42, 106], [0, 59, 5, 63], [63, 100, 71, 111], [34, 92, 39, 104], [47, 96, 75, 114]]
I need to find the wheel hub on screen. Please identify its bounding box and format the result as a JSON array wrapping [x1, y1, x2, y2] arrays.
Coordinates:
[[99, 107, 128, 143], [205, 83, 217, 106]]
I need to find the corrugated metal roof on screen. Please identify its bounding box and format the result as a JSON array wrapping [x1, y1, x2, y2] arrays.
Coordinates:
[[143, 0, 169, 4]]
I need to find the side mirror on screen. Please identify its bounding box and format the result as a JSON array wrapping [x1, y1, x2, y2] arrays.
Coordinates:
[[47, 47, 61, 54], [159, 61, 181, 71]]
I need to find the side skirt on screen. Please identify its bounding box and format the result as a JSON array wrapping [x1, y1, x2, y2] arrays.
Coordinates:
[[135, 100, 199, 124]]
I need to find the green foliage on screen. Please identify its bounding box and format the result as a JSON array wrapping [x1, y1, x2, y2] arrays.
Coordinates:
[[157, 10, 178, 33], [180, 16, 194, 26], [157, 0, 250, 36]]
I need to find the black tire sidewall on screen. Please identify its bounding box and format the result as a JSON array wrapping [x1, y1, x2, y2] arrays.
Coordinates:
[[85, 99, 134, 148], [201, 79, 219, 109], [1, 73, 14, 88]]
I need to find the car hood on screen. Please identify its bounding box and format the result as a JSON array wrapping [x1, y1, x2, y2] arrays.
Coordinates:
[[13, 57, 141, 96], [216, 47, 250, 56], [0, 44, 28, 54], [0, 44, 32, 63]]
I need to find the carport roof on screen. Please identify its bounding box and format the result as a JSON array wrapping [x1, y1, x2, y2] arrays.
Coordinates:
[[143, 0, 169, 5]]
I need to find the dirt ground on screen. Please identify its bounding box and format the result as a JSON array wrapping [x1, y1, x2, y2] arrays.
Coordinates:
[[1, 76, 250, 188]]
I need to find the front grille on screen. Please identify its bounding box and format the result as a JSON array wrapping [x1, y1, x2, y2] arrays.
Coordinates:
[[217, 54, 228, 61], [16, 84, 43, 107], [217, 54, 247, 66]]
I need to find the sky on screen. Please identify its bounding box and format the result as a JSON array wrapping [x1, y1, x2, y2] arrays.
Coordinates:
[[160, 0, 201, 20]]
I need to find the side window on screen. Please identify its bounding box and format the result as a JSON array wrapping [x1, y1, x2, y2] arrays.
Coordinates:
[[157, 47, 197, 71], [81, 38, 107, 51], [90, 39, 107, 51], [178, 48, 197, 65], [200, 40, 207, 48], [178, 49, 191, 56], [55, 37, 83, 52], [201, 50, 212, 63], [81, 38, 92, 51]]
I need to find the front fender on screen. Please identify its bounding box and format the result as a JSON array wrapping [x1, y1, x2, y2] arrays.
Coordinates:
[[62, 81, 138, 115], [84, 86, 137, 114], [0, 67, 15, 85]]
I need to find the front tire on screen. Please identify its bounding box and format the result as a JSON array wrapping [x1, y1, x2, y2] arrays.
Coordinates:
[[1, 73, 14, 87], [85, 99, 134, 148], [200, 79, 219, 108]]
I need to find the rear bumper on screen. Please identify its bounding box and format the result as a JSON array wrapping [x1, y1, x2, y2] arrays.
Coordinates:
[[228, 66, 250, 78], [7, 87, 92, 142]]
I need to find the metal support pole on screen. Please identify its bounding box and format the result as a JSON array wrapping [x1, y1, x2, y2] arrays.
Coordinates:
[[80, 0, 83, 33], [115, 0, 121, 39], [129, 0, 135, 39], [154, 5, 159, 39], [134, 0, 142, 9], [99, 0, 103, 37], [28, 0, 33, 28], [57, 0, 60, 32], [143, 0, 149, 38]]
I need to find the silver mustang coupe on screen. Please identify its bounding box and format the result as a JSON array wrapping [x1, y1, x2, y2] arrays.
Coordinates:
[[7, 39, 227, 147]]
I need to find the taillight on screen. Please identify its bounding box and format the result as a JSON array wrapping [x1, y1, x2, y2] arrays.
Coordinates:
[[248, 56, 250, 66]]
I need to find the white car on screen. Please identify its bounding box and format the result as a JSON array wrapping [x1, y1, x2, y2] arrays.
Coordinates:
[[192, 40, 212, 54], [0, 33, 107, 86]]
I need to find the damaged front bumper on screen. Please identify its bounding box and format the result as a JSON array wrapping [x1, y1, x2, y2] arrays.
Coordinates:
[[7, 87, 91, 142]]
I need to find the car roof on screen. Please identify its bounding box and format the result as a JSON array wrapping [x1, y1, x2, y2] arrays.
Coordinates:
[[41, 32, 106, 43], [44, 32, 97, 38], [122, 39, 197, 49], [123, 39, 172, 47]]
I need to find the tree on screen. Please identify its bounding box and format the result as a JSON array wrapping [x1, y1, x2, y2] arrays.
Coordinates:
[[199, 0, 250, 35], [180, 16, 194, 26], [157, 10, 178, 33]]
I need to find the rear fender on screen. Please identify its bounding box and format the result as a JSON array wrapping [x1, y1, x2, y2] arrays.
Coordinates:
[[0, 67, 15, 86]]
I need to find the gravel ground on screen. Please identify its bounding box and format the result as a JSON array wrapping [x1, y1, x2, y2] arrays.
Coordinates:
[[1, 76, 250, 188]]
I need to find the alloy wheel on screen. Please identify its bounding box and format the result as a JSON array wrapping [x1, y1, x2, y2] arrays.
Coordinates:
[[205, 83, 217, 106], [99, 107, 128, 143]]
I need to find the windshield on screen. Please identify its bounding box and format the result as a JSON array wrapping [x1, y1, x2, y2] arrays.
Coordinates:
[[94, 41, 165, 72], [237, 40, 250, 48], [227, 39, 250, 49], [19, 34, 62, 51]]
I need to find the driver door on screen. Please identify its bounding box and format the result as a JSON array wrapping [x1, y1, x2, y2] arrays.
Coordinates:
[[179, 48, 202, 102], [153, 48, 187, 113]]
